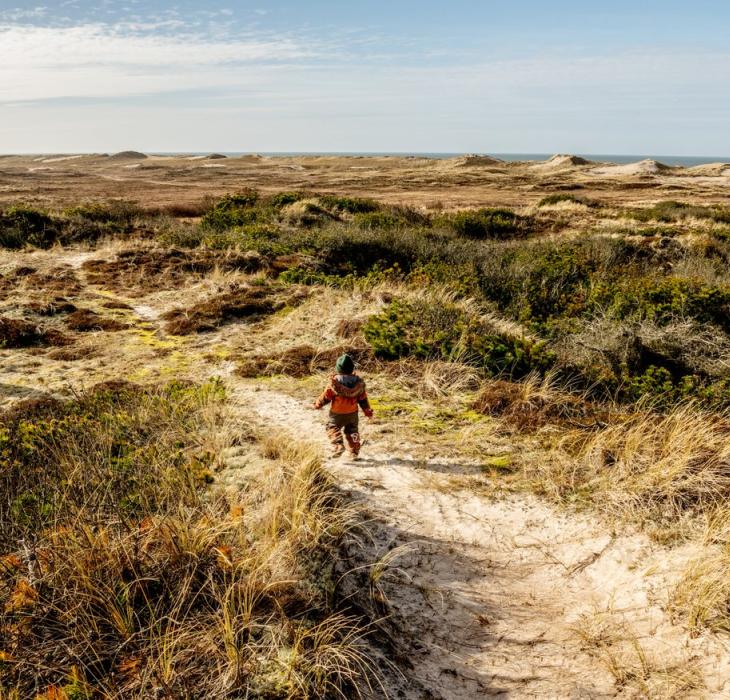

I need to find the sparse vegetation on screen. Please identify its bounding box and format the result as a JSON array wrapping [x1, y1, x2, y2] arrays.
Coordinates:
[[0, 383, 376, 698], [4, 180, 730, 691]]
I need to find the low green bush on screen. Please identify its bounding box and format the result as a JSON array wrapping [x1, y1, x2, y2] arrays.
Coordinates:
[[363, 298, 554, 377], [201, 190, 262, 230], [353, 211, 402, 230], [318, 194, 379, 214], [0, 380, 222, 547], [0, 206, 60, 248], [538, 193, 595, 208], [623, 201, 730, 224], [64, 200, 142, 226], [445, 208, 530, 240], [267, 191, 307, 209], [590, 276, 730, 332]]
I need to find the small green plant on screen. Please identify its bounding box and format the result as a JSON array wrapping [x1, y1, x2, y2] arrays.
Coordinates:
[[538, 193, 595, 207], [445, 208, 529, 240], [318, 194, 379, 214], [267, 191, 307, 209], [623, 200, 730, 224], [0, 206, 60, 248], [64, 200, 142, 226], [353, 210, 401, 230], [201, 190, 261, 230], [363, 298, 554, 377]]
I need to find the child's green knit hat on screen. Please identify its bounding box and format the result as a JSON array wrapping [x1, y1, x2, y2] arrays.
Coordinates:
[[335, 354, 355, 374]]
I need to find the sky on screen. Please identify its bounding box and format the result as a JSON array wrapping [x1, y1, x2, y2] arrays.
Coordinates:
[[1, 1, 729, 154]]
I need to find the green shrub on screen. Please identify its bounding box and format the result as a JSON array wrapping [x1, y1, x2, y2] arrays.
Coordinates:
[[318, 194, 379, 214], [478, 242, 600, 325], [590, 277, 730, 332], [624, 201, 730, 224], [0, 206, 60, 249], [538, 193, 595, 207], [445, 208, 530, 240], [64, 200, 142, 226], [363, 298, 554, 377], [267, 191, 307, 209], [0, 380, 223, 547], [201, 190, 261, 231], [353, 211, 402, 230]]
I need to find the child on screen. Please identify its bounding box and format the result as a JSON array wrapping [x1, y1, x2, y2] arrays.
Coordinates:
[[313, 354, 373, 458]]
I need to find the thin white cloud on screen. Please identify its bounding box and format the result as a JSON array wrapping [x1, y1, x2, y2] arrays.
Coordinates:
[[1, 19, 729, 154], [0, 23, 321, 102]]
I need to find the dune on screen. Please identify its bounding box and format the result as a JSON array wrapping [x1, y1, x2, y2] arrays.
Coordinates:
[[234, 154, 264, 163], [685, 162, 730, 177], [206, 153, 228, 160], [591, 159, 672, 176], [530, 154, 594, 171], [108, 150, 148, 161], [451, 154, 504, 167]]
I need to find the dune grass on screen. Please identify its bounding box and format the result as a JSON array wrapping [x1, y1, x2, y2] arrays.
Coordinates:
[[0, 382, 376, 699]]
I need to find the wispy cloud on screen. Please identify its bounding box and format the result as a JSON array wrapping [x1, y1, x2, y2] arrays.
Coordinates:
[[1, 12, 729, 154], [0, 22, 323, 102]]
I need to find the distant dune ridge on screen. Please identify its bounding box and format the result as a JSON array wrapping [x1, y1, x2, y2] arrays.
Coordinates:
[[530, 154, 595, 171], [452, 154, 504, 167], [591, 159, 672, 176], [686, 162, 730, 176], [108, 150, 148, 161]]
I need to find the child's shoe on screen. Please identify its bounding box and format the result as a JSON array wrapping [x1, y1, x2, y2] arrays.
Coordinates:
[[332, 444, 345, 458]]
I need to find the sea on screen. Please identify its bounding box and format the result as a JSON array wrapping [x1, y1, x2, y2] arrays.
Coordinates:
[[152, 152, 730, 167]]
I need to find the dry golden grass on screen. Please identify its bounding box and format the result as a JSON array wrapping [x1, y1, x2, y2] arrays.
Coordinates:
[[0, 386, 378, 699], [532, 403, 730, 526], [573, 610, 705, 698], [670, 507, 730, 635]]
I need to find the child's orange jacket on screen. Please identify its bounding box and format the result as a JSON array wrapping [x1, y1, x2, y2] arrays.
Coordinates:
[[315, 374, 372, 415]]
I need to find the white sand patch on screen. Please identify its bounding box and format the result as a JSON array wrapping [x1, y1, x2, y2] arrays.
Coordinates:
[[591, 159, 673, 176], [41, 155, 86, 164]]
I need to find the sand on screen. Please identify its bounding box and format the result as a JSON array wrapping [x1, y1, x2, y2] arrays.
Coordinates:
[[591, 159, 673, 176], [2, 152, 729, 211]]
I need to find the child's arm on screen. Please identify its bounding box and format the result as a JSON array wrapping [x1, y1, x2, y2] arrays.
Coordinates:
[[358, 391, 374, 418], [313, 385, 335, 410]]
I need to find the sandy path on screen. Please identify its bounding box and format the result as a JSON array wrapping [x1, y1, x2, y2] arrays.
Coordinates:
[[228, 384, 618, 697], [222, 383, 730, 699]]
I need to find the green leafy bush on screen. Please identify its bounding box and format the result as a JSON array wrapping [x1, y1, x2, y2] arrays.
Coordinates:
[[318, 194, 379, 214], [590, 277, 730, 332], [0, 380, 223, 547], [538, 193, 595, 207], [0, 206, 60, 249], [64, 200, 142, 226], [353, 211, 402, 230], [267, 191, 307, 209], [363, 298, 554, 377], [445, 208, 530, 240], [201, 190, 261, 230], [624, 201, 730, 224]]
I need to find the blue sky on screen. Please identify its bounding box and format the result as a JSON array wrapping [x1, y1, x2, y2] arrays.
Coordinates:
[[1, 1, 729, 154]]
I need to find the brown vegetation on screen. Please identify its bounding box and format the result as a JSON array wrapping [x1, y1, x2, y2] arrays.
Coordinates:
[[0, 317, 69, 348], [162, 284, 307, 335]]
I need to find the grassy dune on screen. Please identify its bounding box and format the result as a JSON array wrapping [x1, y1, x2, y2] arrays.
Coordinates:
[[0, 383, 374, 698], [3, 189, 730, 694]]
